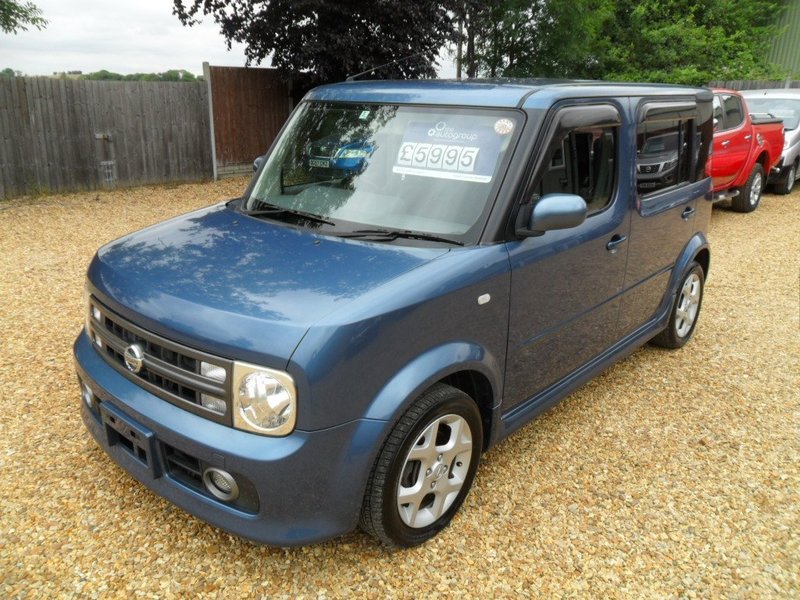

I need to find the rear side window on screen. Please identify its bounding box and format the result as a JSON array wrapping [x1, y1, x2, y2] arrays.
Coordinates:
[[536, 127, 617, 215], [713, 94, 744, 130], [636, 119, 691, 196], [636, 99, 712, 200]]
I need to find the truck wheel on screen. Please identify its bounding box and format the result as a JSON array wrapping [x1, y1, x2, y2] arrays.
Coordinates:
[[732, 163, 764, 212], [360, 383, 482, 548], [651, 262, 704, 349], [772, 162, 797, 196]]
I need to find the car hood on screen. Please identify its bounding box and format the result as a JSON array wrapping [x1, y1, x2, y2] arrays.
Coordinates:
[[88, 203, 448, 366]]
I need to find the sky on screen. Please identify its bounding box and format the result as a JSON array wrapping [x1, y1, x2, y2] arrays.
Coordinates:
[[1, 0, 458, 77], [1, 0, 250, 76]]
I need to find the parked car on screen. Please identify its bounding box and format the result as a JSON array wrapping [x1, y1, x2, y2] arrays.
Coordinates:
[[741, 89, 800, 195], [709, 89, 784, 212], [636, 132, 680, 192], [75, 80, 714, 548]]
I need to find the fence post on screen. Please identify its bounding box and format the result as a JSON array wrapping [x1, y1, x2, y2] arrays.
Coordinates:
[[203, 61, 218, 181]]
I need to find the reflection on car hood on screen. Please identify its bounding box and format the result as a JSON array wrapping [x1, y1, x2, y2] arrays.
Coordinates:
[[88, 204, 447, 366]]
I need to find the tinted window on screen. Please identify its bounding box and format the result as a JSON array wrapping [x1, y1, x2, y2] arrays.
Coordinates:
[[536, 127, 617, 215], [713, 94, 744, 130], [637, 119, 692, 196]]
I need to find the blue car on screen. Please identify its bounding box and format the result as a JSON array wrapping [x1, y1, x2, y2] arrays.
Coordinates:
[[75, 79, 714, 548], [304, 135, 375, 178]]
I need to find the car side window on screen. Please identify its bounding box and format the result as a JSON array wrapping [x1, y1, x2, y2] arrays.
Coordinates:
[[713, 94, 744, 130], [636, 95, 714, 204], [536, 127, 617, 215], [637, 119, 691, 196]]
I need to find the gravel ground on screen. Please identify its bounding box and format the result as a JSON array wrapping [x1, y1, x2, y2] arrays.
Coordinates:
[[1, 180, 798, 599]]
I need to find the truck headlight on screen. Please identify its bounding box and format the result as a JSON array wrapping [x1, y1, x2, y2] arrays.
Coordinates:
[[232, 362, 296, 436]]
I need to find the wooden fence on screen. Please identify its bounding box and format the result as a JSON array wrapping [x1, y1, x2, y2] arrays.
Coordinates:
[[708, 79, 800, 90], [0, 78, 212, 199], [204, 64, 293, 178]]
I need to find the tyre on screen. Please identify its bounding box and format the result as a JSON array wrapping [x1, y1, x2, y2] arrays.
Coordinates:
[[651, 261, 704, 349], [772, 161, 797, 196], [731, 163, 764, 213], [360, 383, 483, 548]]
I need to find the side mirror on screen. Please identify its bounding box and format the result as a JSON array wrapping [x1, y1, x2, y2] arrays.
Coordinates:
[[253, 155, 265, 172], [517, 194, 587, 237]]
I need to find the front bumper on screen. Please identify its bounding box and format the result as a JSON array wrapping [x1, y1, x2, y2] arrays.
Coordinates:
[[74, 331, 386, 546]]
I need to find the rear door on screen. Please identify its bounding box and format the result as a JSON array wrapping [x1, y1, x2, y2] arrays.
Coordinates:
[[503, 103, 628, 413], [619, 97, 713, 336], [711, 93, 750, 189]]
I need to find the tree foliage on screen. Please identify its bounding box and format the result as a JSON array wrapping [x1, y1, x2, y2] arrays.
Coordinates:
[[80, 69, 201, 82], [0, 0, 47, 34], [463, 0, 788, 85], [172, 0, 456, 84]]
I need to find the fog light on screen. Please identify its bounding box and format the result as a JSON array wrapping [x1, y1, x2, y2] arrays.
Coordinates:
[[200, 394, 226, 415], [81, 382, 94, 408], [202, 467, 239, 501], [200, 361, 227, 384]]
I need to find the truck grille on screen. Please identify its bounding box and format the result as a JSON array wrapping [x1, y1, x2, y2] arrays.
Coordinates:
[[86, 296, 233, 425]]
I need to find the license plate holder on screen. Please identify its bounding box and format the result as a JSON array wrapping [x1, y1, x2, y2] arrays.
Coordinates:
[[100, 402, 161, 477]]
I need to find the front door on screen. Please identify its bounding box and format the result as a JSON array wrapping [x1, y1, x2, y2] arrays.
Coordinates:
[[503, 103, 629, 413]]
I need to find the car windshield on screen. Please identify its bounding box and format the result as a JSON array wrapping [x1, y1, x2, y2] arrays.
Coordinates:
[[744, 97, 800, 130], [245, 102, 521, 241]]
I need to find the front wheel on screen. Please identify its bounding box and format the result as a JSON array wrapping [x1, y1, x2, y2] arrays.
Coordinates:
[[651, 262, 705, 349], [772, 162, 797, 196], [732, 163, 764, 213], [360, 383, 482, 548]]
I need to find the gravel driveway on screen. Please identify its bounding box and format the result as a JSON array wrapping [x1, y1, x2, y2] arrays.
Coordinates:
[[1, 180, 798, 598]]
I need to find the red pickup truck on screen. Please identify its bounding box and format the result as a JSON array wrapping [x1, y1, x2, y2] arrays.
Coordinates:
[[710, 89, 784, 212]]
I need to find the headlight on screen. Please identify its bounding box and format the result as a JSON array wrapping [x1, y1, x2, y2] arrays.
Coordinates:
[[232, 362, 296, 436], [337, 148, 369, 159]]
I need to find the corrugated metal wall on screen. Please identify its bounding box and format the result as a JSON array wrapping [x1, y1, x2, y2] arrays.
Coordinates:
[[205, 66, 293, 177], [769, 0, 800, 77]]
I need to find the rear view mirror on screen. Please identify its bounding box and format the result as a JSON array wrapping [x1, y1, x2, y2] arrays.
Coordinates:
[[253, 155, 265, 172], [517, 194, 587, 237]]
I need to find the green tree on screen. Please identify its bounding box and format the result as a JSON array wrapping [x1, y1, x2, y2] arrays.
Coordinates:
[[466, 0, 788, 85], [0, 0, 47, 34], [172, 0, 457, 84], [81, 69, 200, 82]]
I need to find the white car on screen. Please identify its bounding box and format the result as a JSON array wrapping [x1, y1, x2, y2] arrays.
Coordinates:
[[742, 89, 800, 195]]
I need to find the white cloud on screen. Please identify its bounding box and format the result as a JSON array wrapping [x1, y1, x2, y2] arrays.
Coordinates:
[[0, 0, 250, 76], [0, 0, 460, 79]]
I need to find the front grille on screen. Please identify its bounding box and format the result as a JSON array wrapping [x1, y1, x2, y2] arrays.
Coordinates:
[[638, 164, 659, 174], [86, 296, 233, 425]]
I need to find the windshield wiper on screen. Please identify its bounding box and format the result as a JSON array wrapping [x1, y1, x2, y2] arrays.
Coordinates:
[[241, 203, 335, 226], [335, 229, 464, 246]]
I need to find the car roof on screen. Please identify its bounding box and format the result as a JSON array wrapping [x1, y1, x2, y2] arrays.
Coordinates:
[[305, 79, 710, 109]]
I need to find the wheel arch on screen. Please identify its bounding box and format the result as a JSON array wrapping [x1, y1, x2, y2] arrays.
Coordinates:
[[363, 342, 502, 451]]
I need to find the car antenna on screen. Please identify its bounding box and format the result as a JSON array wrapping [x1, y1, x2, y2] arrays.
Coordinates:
[[346, 51, 428, 82]]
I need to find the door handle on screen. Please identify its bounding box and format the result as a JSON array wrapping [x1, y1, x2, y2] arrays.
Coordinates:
[[721, 140, 731, 147], [682, 206, 696, 220], [744, 134, 752, 140], [606, 234, 628, 254]]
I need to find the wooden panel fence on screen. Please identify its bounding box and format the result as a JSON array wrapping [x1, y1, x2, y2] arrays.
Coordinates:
[[204, 65, 293, 177], [0, 78, 213, 199]]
